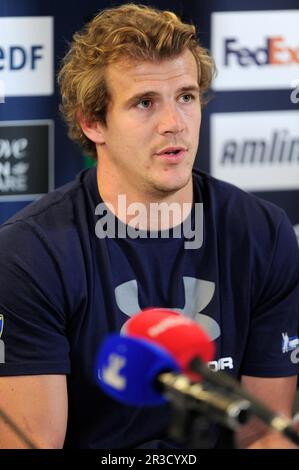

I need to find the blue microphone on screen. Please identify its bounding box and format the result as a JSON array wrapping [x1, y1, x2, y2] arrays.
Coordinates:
[[96, 334, 181, 406], [96, 334, 252, 430]]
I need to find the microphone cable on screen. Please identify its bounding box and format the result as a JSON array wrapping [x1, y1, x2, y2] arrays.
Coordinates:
[[0, 407, 38, 449]]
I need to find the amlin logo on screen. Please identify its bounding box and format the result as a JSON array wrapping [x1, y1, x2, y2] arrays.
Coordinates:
[[212, 10, 299, 90], [210, 110, 299, 192]]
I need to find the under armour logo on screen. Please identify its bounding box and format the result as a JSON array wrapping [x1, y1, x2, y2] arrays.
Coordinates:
[[115, 277, 220, 340]]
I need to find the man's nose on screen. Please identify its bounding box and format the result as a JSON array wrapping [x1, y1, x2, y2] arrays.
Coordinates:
[[157, 104, 185, 135]]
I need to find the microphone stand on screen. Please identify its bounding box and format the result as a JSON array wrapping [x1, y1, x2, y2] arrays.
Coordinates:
[[167, 395, 213, 448], [160, 374, 244, 449], [167, 399, 236, 449]]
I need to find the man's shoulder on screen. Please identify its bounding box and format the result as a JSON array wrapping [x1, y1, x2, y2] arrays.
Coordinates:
[[0, 168, 96, 260], [0, 169, 92, 231], [192, 167, 285, 226]]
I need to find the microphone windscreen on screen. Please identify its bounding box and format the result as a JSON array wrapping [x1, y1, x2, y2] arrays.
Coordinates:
[[97, 333, 181, 406], [125, 308, 215, 380]]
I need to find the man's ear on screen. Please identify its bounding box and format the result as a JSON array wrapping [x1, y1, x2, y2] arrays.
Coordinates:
[[79, 115, 106, 145]]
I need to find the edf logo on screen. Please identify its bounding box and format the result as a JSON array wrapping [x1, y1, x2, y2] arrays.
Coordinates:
[[225, 37, 299, 66], [0, 17, 53, 96], [0, 46, 44, 71]]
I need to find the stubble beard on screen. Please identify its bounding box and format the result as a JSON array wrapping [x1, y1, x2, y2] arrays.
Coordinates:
[[146, 169, 193, 197]]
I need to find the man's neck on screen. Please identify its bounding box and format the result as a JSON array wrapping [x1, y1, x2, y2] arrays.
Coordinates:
[[96, 165, 193, 231]]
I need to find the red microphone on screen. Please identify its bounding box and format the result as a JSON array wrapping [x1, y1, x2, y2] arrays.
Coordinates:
[[124, 308, 214, 381]]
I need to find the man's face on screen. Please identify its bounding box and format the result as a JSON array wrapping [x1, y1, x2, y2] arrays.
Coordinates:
[[96, 49, 201, 199]]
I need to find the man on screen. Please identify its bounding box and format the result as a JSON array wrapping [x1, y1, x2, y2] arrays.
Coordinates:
[[0, 4, 298, 449]]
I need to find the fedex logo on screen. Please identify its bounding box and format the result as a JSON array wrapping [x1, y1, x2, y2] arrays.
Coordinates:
[[225, 37, 299, 67], [212, 10, 299, 90]]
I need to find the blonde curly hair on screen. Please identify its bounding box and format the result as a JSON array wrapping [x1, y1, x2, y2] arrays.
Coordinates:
[[58, 3, 215, 158]]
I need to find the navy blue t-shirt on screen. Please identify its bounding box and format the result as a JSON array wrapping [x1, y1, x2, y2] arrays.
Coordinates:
[[0, 167, 298, 448]]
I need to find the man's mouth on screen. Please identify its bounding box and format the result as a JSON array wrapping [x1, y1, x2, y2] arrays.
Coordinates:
[[155, 147, 187, 161]]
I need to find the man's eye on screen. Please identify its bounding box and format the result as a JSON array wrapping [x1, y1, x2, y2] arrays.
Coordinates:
[[180, 94, 193, 103], [137, 99, 152, 109]]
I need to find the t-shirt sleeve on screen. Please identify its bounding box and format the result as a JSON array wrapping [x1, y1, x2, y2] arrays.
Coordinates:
[[241, 211, 299, 377], [0, 220, 70, 376]]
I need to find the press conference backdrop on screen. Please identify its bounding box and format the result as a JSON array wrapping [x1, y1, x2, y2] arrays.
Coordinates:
[[0, 0, 298, 244]]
